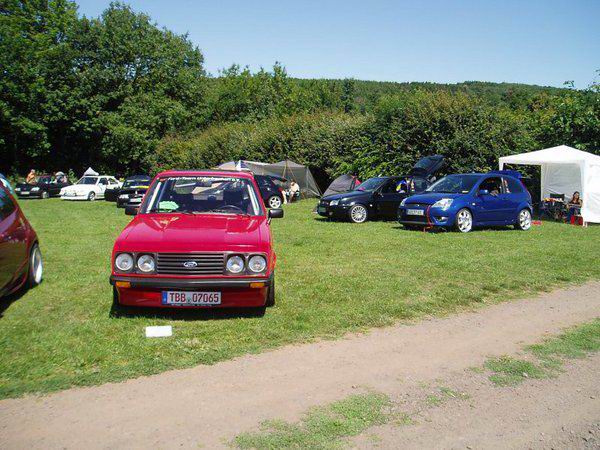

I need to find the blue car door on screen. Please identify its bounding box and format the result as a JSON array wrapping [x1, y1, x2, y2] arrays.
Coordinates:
[[473, 176, 506, 224], [501, 176, 527, 223]]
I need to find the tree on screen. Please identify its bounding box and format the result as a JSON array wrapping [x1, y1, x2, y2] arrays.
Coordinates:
[[0, 0, 78, 173], [0, 1, 207, 175]]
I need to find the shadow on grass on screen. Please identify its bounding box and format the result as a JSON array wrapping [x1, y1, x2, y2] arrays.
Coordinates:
[[109, 303, 267, 321], [0, 283, 33, 318], [391, 225, 516, 233]]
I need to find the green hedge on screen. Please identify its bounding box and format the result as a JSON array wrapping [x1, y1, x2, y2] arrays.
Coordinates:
[[151, 90, 549, 186]]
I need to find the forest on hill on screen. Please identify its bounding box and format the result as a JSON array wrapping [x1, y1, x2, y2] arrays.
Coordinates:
[[2, 1, 598, 185]]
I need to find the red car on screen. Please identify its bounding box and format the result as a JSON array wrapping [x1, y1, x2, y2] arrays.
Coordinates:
[[0, 185, 43, 297], [109, 170, 283, 310]]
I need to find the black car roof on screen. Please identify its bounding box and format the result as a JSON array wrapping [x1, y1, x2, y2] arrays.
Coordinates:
[[125, 175, 151, 180]]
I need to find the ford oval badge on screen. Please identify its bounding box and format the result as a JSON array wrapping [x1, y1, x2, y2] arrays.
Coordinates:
[[183, 261, 198, 268]]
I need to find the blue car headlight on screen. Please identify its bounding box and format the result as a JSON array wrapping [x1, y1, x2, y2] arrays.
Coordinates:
[[400, 198, 408, 207], [432, 198, 454, 210], [330, 199, 340, 206]]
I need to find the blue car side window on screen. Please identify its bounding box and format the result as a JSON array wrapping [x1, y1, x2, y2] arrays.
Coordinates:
[[504, 177, 523, 194]]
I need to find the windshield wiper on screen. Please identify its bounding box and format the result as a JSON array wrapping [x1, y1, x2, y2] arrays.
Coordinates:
[[208, 208, 250, 216]]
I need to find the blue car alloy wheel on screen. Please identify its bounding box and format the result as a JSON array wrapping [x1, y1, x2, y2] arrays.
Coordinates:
[[516, 208, 532, 230], [455, 208, 473, 233]]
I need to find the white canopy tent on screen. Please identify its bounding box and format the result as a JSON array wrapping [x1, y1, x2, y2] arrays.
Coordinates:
[[83, 167, 99, 176], [216, 160, 272, 174], [499, 145, 600, 223]]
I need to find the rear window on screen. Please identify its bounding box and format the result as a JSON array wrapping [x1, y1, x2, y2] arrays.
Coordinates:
[[0, 188, 16, 221], [255, 176, 272, 187], [504, 177, 524, 193], [412, 178, 428, 192]]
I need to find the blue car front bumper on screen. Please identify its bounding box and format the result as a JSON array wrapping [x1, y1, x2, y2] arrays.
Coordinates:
[[398, 205, 456, 228]]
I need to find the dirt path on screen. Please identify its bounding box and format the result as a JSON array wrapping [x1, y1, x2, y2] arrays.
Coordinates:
[[1, 282, 599, 449], [351, 355, 600, 449]]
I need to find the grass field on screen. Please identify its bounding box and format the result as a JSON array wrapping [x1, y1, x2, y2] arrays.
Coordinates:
[[0, 199, 599, 399]]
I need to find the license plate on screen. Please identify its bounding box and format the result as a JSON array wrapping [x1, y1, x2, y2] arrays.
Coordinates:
[[119, 194, 129, 199], [20, 191, 29, 195], [161, 291, 221, 306], [407, 209, 424, 216], [318, 206, 327, 213]]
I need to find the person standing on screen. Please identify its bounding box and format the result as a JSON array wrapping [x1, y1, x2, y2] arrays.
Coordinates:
[[288, 180, 300, 202], [26, 169, 37, 184], [566, 191, 582, 223]]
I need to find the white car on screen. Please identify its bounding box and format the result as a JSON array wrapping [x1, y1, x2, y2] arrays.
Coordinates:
[[60, 175, 121, 201]]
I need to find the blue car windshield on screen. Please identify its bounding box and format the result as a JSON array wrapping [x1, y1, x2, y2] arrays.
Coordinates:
[[426, 175, 480, 194], [355, 177, 387, 192]]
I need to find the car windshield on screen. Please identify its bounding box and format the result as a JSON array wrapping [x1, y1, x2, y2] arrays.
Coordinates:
[[144, 176, 262, 216], [426, 175, 480, 194], [37, 176, 52, 184], [123, 179, 149, 188], [355, 177, 387, 192], [77, 177, 98, 185]]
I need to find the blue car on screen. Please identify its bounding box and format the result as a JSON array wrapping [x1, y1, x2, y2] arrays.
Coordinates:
[[398, 171, 533, 232]]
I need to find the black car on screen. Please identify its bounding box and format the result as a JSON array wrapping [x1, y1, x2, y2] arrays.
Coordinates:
[[317, 155, 444, 223], [14, 174, 70, 199], [115, 175, 152, 207], [254, 175, 286, 209]]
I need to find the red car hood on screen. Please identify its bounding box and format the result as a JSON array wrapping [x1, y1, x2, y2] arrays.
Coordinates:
[[115, 213, 271, 253]]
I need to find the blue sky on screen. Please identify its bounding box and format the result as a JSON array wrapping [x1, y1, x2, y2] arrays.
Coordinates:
[[76, 0, 599, 88]]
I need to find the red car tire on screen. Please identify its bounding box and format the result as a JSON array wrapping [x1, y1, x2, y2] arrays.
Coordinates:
[[25, 243, 43, 288]]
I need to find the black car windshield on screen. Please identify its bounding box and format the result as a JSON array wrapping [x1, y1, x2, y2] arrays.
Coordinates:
[[355, 177, 387, 192], [77, 177, 98, 185], [426, 175, 480, 194], [123, 179, 149, 188], [37, 176, 52, 184], [144, 176, 262, 216]]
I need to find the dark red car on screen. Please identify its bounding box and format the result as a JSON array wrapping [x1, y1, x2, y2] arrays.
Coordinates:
[[109, 170, 283, 310], [0, 185, 43, 297]]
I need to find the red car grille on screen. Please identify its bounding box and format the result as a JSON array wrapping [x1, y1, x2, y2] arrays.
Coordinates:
[[156, 253, 225, 275]]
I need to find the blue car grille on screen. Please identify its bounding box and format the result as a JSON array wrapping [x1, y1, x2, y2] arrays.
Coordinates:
[[405, 202, 430, 208]]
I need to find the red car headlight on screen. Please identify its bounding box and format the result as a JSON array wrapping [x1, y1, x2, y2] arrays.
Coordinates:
[[136, 254, 156, 273], [248, 255, 267, 273], [115, 253, 134, 272], [226, 255, 245, 274]]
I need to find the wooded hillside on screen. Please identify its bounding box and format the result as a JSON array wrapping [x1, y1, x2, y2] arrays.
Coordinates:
[[2, 1, 598, 184]]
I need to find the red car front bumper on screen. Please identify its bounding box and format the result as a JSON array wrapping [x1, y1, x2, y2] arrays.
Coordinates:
[[110, 275, 270, 308]]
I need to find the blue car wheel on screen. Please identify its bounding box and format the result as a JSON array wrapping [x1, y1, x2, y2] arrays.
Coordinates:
[[455, 208, 473, 233], [515, 208, 532, 231]]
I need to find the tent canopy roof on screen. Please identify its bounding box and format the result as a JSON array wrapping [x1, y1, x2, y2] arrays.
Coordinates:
[[499, 145, 600, 166], [499, 145, 600, 224]]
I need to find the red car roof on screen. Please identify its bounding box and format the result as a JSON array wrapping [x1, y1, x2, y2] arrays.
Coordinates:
[[155, 170, 255, 179]]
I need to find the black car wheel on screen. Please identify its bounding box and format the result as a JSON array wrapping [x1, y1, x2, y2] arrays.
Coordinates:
[[41, 191, 49, 199], [88, 192, 96, 201], [267, 195, 282, 209], [26, 243, 43, 288], [349, 204, 368, 223]]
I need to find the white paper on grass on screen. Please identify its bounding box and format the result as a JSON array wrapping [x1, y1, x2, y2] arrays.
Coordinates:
[[145, 325, 172, 338]]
